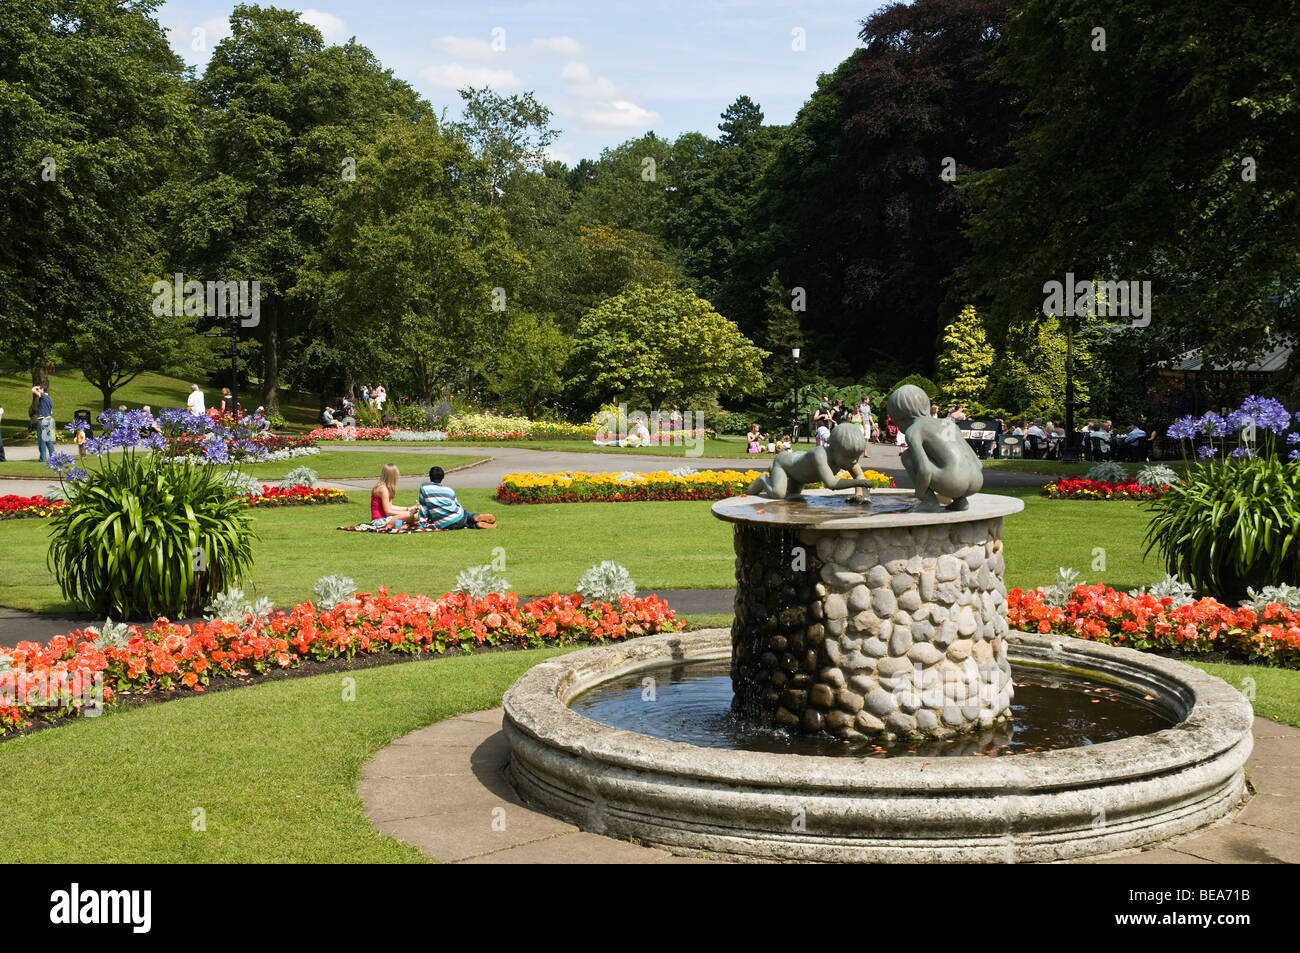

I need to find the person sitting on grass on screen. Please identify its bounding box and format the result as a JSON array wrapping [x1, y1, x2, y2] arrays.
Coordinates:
[[418, 466, 497, 530], [371, 463, 419, 530]]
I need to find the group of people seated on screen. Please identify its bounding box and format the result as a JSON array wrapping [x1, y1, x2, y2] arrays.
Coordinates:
[[1080, 420, 1151, 461], [745, 424, 792, 454], [370, 465, 497, 531]]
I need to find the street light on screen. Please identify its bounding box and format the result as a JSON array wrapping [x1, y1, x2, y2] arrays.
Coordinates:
[[792, 347, 802, 444]]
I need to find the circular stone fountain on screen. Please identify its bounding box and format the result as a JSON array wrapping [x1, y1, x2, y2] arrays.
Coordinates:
[[503, 488, 1254, 862], [715, 489, 1020, 740]]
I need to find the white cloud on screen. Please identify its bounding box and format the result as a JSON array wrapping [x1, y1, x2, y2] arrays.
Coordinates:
[[530, 35, 582, 55], [559, 61, 617, 98], [580, 100, 660, 128], [419, 63, 521, 90], [300, 9, 349, 44], [184, 17, 230, 55], [434, 35, 497, 58]]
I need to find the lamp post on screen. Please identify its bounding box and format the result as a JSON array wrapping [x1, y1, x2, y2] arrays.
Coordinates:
[[1062, 321, 1078, 462], [792, 346, 802, 444]]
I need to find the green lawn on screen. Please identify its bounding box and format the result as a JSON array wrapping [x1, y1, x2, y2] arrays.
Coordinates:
[[0, 646, 570, 862], [0, 490, 738, 613], [1, 486, 1166, 615], [0, 642, 1290, 863]]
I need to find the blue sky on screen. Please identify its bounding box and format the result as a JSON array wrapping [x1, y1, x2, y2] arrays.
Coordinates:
[[157, 0, 878, 164]]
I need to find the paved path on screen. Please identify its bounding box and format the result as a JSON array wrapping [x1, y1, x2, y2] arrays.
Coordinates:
[[360, 708, 1300, 864]]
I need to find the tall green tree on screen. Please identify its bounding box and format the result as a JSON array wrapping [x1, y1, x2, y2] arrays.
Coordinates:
[[936, 305, 995, 410], [297, 119, 522, 403], [0, 0, 193, 399], [962, 0, 1300, 364], [566, 284, 767, 408], [487, 312, 572, 416], [666, 98, 785, 332], [744, 0, 1018, 374], [178, 5, 425, 412]]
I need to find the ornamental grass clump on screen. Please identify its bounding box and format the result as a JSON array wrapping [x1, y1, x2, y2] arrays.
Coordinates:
[[46, 409, 261, 618], [1148, 397, 1300, 602]]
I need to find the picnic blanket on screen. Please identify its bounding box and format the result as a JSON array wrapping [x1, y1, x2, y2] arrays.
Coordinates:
[[338, 522, 447, 534]]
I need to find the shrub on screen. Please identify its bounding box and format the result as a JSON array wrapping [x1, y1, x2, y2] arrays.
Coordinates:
[[203, 586, 274, 624], [1127, 574, 1196, 608], [1146, 456, 1300, 602], [48, 435, 257, 619], [1242, 584, 1300, 614], [279, 466, 318, 489], [717, 411, 758, 435], [1136, 463, 1178, 489], [577, 561, 637, 603], [223, 471, 264, 497], [887, 374, 939, 401], [1041, 567, 1082, 608], [313, 574, 357, 611], [1085, 461, 1129, 483], [454, 564, 511, 600]]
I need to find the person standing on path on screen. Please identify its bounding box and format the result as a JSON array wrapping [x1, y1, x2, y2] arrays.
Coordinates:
[[0, 405, 6, 462], [31, 385, 55, 463]]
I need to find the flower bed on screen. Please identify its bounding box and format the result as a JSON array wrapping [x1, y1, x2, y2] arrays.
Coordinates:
[[308, 427, 392, 441], [236, 486, 349, 507], [0, 588, 682, 735], [0, 494, 67, 520], [1008, 582, 1300, 667], [1042, 478, 1172, 500], [593, 429, 706, 443], [497, 469, 897, 504]]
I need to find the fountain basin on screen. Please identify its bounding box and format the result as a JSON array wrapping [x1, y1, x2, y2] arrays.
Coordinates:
[[714, 489, 1025, 739], [503, 628, 1254, 863]]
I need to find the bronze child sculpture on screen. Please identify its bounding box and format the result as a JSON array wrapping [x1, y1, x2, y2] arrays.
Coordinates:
[[887, 384, 983, 512], [747, 422, 874, 501]]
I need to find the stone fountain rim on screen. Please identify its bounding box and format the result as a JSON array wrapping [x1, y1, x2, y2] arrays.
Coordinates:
[[502, 627, 1254, 793], [710, 488, 1025, 530]]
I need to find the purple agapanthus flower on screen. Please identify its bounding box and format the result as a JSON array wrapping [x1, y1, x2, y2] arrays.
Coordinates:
[[1166, 415, 1201, 440], [1196, 445, 1218, 460], [1228, 395, 1291, 434], [201, 440, 230, 464], [65, 466, 88, 483], [1199, 412, 1227, 437], [46, 452, 74, 473], [1287, 432, 1300, 446], [1231, 446, 1256, 459], [1292, 450, 1300, 462]]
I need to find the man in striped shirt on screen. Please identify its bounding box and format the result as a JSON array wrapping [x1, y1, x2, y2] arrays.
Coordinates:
[[418, 467, 498, 530]]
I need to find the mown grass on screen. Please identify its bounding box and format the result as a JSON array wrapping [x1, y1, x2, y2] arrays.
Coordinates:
[[0, 641, 1289, 864], [0, 487, 1165, 614], [0, 647, 571, 862]]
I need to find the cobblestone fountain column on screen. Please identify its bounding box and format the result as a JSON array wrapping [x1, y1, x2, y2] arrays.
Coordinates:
[[715, 489, 1025, 741]]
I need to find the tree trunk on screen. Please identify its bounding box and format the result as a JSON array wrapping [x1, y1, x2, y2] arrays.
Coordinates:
[[262, 298, 280, 416]]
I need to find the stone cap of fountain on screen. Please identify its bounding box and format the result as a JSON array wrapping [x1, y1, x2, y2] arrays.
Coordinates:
[[711, 488, 1024, 530]]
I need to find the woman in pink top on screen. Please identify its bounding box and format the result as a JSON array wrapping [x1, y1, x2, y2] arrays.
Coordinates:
[[371, 463, 418, 530]]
